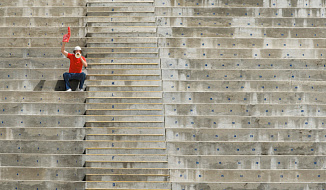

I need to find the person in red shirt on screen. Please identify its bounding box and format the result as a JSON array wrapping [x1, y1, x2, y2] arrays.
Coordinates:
[[61, 27, 88, 91]]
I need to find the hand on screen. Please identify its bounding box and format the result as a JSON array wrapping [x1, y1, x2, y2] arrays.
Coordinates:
[[62, 27, 71, 42]]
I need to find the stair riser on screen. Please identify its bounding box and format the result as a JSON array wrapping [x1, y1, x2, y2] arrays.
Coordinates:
[[86, 175, 168, 181], [86, 104, 163, 109], [87, 86, 162, 91], [87, 43, 157, 47], [86, 110, 163, 115], [86, 149, 166, 154], [88, 22, 156, 27], [87, 33, 156, 37], [86, 127, 164, 134], [85, 162, 167, 168], [85, 155, 167, 161], [86, 181, 170, 189], [87, 2, 154, 7], [88, 76, 161, 80], [86, 135, 165, 141], [0, 128, 84, 140]]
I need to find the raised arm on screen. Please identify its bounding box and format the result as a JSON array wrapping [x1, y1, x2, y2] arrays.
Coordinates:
[[61, 27, 70, 57], [61, 42, 69, 57]]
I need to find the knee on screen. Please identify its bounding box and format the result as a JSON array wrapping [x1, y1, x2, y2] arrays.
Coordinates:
[[63, 72, 69, 80], [81, 72, 86, 79]]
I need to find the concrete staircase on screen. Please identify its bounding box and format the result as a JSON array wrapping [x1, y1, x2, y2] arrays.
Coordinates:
[[0, 0, 87, 189], [156, 0, 326, 189], [84, 0, 170, 189]]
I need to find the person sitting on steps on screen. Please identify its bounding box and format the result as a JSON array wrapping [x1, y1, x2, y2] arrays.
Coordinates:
[[61, 27, 88, 91]]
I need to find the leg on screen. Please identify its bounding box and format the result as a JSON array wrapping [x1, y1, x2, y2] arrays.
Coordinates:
[[63, 72, 72, 90], [69, 72, 86, 90], [78, 72, 86, 89]]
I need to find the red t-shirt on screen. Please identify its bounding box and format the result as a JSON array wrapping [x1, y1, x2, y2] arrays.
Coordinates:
[[67, 53, 86, 73]]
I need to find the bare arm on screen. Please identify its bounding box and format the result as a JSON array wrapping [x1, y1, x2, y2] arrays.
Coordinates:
[[61, 42, 69, 57], [81, 57, 88, 68]]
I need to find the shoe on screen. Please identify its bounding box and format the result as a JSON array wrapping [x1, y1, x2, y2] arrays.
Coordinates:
[[66, 89, 72, 91], [78, 88, 84, 91]]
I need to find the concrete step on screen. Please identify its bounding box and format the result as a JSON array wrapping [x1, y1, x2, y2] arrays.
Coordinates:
[[0, 47, 76, 58], [161, 58, 326, 70], [88, 75, 161, 80], [85, 127, 165, 134], [0, 1, 87, 6], [86, 109, 163, 115], [0, 140, 83, 154], [85, 160, 167, 168], [164, 103, 326, 117], [0, 180, 85, 190], [87, 16, 155, 22], [166, 115, 326, 129], [86, 97, 162, 104], [0, 167, 84, 181], [87, 37, 157, 44], [85, 154, 167, 161], [87, 52, 158, 58], [86, 134, 165, 141], [0, 103, 85, 115], [87, 2, 154, 7], [87, 63, 160, 69], [155, 0, 263, 7], [86, 91, 162, 97], [86, 173, 169, 181], [0, 26, 85, 38], [0, 154, 83, 167], [0, 58, 71, 68], [86, 32, 156, 37], [0, 91, 86, 103], [86, 147, 166, 154], [160, 48, 326, 59], [166, 128, 326, 142], [172, 182, 326, 190], [87, 6, 155, 12], [169, 155, 326, 169], [0, 17, 85, 27], [0, 115, 85, 127], [85, 141, 166, 148], [155, 7, 323, 17], [86, 181, 170, 189], [85, 121, 164, 128], [170, 169, 326, 182], [167, 141, 326, 155], [163, 92, 326, 104], [87, 86, 162, 91], [87, 12, 154, 17], [0, 80, 82, 91], [88, 21, 156, 27], [88, 26, 156, 33], [85, 115, 163, 122], [0, 68, 69, 79], [86, 103, 163, 109], [0, 7, 86, 17], [86, 80, 161, 86], [157, 27, 326, 39], [0, 37, 86, 48], [87, 68, 160, 75], [157, 17, 326, 28], [87, 57, 160, 64], [158, 37, 326, 49], [87, 42, 157, 47], [163, 80, 326, 92], [86, 47, 158, 53], [0, 127, 84, 140], [85, 168, 168, 175]]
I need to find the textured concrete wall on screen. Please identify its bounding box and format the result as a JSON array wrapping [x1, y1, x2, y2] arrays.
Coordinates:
[[158, 0, 326, 189]]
